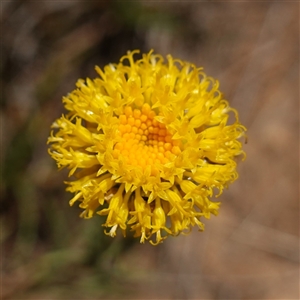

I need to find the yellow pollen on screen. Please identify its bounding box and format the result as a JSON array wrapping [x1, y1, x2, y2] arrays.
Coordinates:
[[116, 104, 181, 174]]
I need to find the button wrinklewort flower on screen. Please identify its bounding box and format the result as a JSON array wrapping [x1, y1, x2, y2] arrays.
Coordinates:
[[48, 50, 246, 245]]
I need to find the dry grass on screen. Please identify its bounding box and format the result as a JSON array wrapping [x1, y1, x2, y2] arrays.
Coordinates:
[[1, 1, 299, 299]]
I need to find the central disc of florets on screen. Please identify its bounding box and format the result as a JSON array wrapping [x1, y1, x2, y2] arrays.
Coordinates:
[[113, 103, 181, 175]]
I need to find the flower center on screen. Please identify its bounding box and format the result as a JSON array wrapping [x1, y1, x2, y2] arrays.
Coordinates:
[[113, 103, 181, 175]]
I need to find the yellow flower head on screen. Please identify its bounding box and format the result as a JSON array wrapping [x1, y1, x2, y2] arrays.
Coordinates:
[[48, 50, 246, 245]]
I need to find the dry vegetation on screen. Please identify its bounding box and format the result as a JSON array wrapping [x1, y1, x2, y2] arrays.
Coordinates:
[[1, 1, 299, 299]]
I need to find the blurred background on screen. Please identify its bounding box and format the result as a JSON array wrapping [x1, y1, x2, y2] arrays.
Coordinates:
[[1, 1, 299, 299]]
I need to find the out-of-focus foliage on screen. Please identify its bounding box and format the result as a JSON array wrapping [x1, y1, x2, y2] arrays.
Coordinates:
[[2, 1, 299, 299]]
